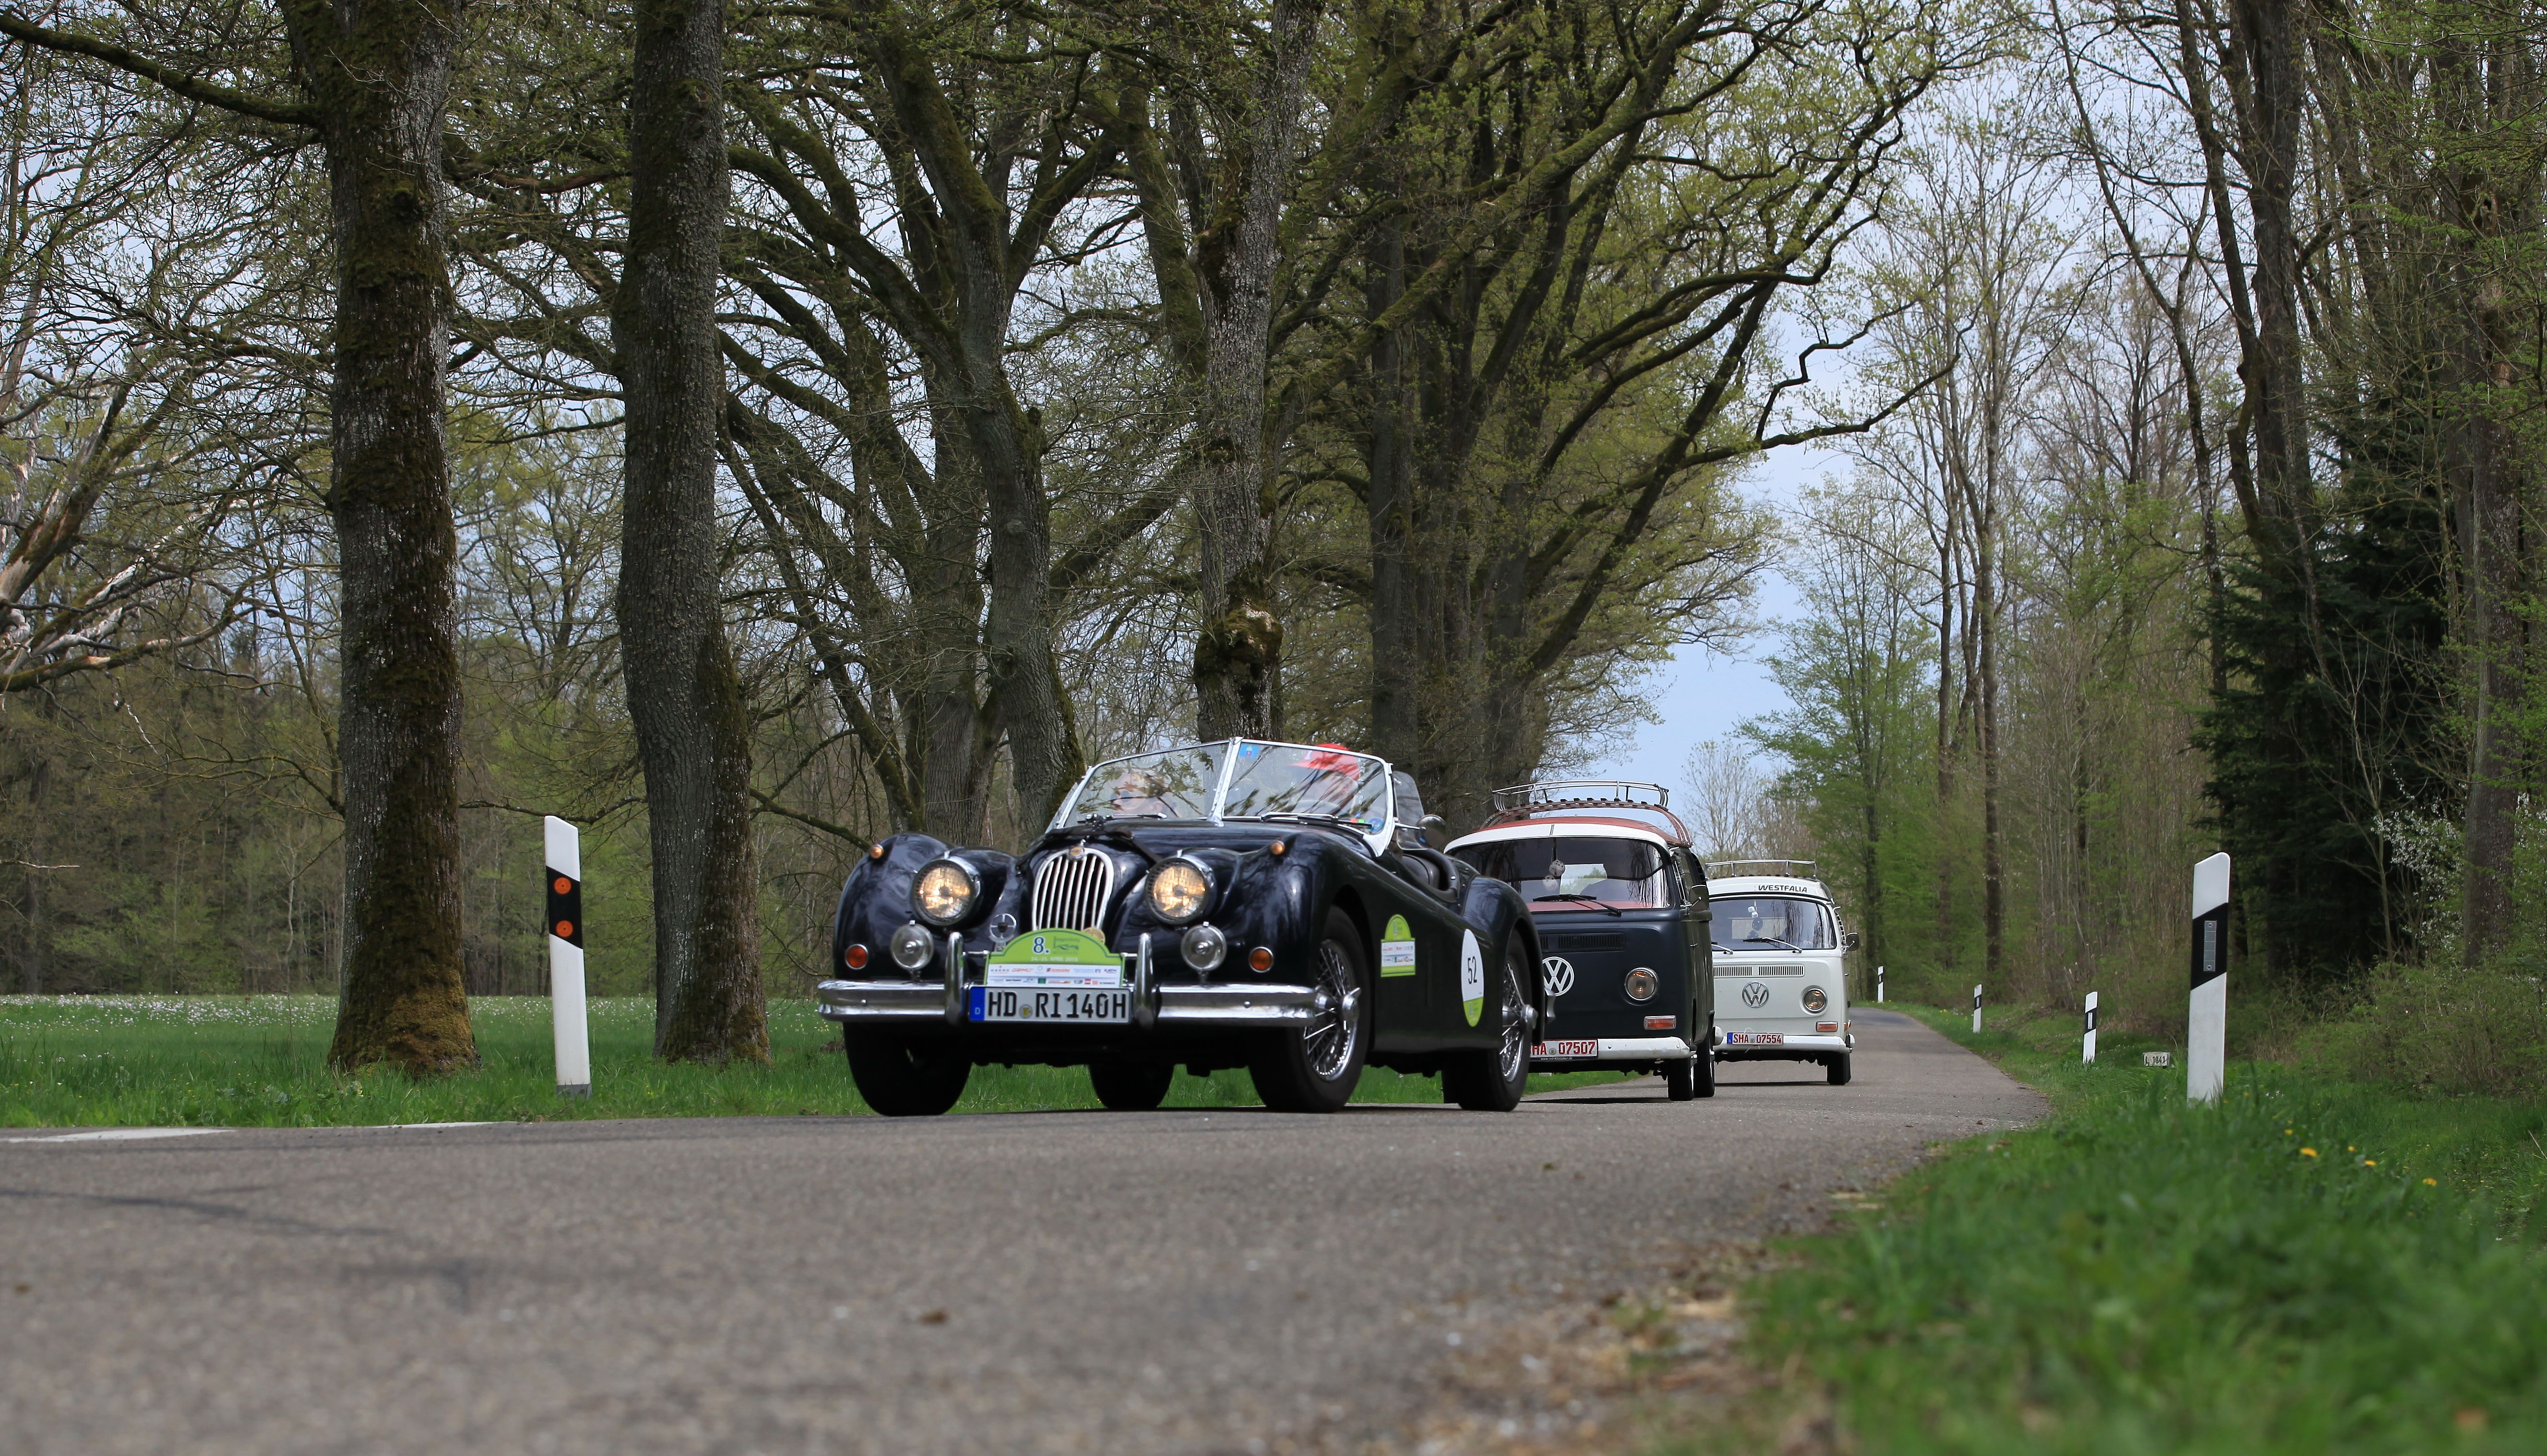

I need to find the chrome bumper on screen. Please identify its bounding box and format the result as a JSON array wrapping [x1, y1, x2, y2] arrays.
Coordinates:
[[1715, 1030, 1853, 1054], [1529, 1035, 1694, 1065], [814, 976, 1318, 1028]]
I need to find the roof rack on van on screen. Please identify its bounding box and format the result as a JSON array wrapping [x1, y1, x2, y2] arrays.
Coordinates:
[[1485, 781, 1691, 843], [1705, 858, 1820, 881]]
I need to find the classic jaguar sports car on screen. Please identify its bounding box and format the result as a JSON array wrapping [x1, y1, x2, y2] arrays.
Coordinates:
[[818, 738, 1549, 1116]]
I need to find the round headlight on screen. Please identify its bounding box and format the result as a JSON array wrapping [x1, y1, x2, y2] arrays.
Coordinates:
[[1623, 967, 1659, 1003], [1148, 860, 1212, 923], [1802, 985, 1828, 1015], [888, 922, 936, 971], [1180, 923, 1227, 971], [912, 858, 977, 926]]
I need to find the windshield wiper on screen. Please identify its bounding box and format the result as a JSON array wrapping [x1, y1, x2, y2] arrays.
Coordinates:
[[1251, 811, 1360, 828], [1534, 891, 1622, 917], [1742, 935, 1803, 951]]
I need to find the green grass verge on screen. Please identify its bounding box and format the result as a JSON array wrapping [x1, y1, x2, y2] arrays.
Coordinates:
[[1688, 1001, 2547, 1454], [0, 994, 1627, 1126]]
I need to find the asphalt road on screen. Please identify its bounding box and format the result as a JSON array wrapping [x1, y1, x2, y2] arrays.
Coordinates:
[[0, 1009, 2038, 1456]]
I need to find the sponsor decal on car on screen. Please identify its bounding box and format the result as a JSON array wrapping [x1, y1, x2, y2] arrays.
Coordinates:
[[1380, 913, 1417, 977], [983, 929, 1125, 989], [1460, 929, 1486, 1026]]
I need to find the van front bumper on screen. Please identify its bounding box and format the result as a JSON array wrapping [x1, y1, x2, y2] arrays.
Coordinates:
[[1527, 1034, 1694, 1068], [1713, 1029, 1854, 1059]]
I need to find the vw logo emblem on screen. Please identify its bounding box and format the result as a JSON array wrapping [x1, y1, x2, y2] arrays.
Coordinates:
[[1541, 955, 1575, 996], [1740, 980, 1771, 1008]]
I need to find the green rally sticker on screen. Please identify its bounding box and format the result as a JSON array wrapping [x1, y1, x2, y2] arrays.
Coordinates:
[[1380, 914, 1417, 978], [1460, 929, 1486, 1026], [985, 928, 1126, 988]]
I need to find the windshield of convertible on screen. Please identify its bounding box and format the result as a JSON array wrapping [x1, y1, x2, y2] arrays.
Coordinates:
[[1451, 836, 1672, 909], [1710, 896, 1838, 951], [1058, 740, 1392, 831]]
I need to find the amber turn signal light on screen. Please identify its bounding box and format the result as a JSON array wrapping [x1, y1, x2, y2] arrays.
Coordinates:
[[844, 944, 869, 971], [868, 843, 885, 859], [1248, 947, 1274, 972]]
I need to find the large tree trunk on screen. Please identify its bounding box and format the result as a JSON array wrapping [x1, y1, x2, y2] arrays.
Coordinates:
[[1364, 215, 1418, 765], [281, 0, 477, 1074], [616, 0, 766, 1061], [1189, 0, 1320, 740]]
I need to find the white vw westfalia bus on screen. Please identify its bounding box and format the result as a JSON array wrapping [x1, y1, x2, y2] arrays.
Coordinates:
[[1704, 861, 1855, 1085]]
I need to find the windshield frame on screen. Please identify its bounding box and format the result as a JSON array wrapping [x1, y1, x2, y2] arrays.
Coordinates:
[[1051, 738, 1401, 852]]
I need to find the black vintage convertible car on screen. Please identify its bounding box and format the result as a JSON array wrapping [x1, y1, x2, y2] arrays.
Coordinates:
[[818, 738, 1548, 1115]]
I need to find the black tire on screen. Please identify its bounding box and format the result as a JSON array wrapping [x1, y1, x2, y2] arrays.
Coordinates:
[[1249, 908, 1372, 1113], [1664, 1055, 1697, 1100], [843, 1026, 970, 1116], [1090, 1061, 1174, 1111], [1693, 1013, 1718, 1098], [1443, 932, 1531, 1112], [1826, 1052, 1853, 1087]]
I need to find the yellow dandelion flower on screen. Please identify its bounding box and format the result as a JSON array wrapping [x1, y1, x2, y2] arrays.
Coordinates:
[[2284, 1128, 2294, 1135], [2300, 1147, 2319, 1158], [2347, 1145, 2356, 1152], [2363, 1160, 2377, 1167], [2423, 1178, 2438, 1186]]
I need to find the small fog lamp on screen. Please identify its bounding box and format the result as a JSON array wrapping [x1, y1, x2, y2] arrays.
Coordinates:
[[1623, 968, 1659, 1002], [889, 922, 936, 971], [1181, 923, 1228, 972], [912, 859, 978, 926], [1148, 860, 1212, 924]]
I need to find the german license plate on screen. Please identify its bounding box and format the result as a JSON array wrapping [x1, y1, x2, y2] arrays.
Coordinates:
[[1723, 1030, 1785, 1045], [969, 987, 1131, 1023], [1531, 1039, 1599, 1059]]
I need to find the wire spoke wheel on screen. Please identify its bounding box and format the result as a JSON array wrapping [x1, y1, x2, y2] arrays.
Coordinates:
[[1303, 940, 1360, 1080], [1495, 958, 1527, 1083]]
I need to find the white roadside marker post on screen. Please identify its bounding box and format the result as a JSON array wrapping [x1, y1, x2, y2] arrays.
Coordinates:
[[2188, 852, 2231, 1104], [2082, 991, 2098, 1065], [1972, 983, 1983, 1033], [1876, 964, 1885, 1003], [545, 816, 591, 1098]]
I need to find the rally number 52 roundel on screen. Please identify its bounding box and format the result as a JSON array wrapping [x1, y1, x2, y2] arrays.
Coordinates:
[[1460, 929, 1486, 1026]]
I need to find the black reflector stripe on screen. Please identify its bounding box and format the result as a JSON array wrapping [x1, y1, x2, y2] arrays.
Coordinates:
[[547, 870, 584, 948]]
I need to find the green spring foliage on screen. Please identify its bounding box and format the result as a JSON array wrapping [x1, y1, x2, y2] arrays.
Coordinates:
[[1725, 1006, 2547, 1454]]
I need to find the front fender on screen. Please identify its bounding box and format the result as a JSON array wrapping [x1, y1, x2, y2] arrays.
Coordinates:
[[1462, 876, 1547, 1029]]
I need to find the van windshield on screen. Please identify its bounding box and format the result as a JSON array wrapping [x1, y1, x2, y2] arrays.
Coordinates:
[[1451, 836, 1673, 909], [1711, 897, 1837, 950]]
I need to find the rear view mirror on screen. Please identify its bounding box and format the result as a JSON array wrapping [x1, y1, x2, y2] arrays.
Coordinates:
[[1843, 931, 1862, 951]]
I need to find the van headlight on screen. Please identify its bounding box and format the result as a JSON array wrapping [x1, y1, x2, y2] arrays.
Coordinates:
[[1147, 860, 1212, 924], [1802, 986, 1828, 1015], [1623, 968, 1659, 1002], [912, 858, 979, 926]]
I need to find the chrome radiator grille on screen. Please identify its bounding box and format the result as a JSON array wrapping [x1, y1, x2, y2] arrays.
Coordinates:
[[1030, 848, 1116, 934]]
